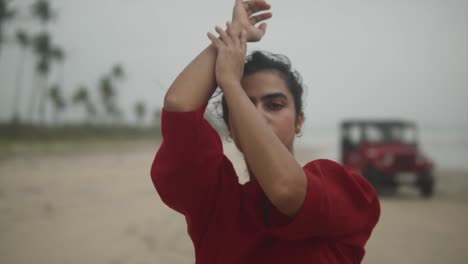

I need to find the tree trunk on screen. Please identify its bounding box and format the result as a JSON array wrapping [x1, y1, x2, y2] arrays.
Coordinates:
[[11, 47, 27, 123], [0, 25, 3, 61], [53, 106, 58, 125], [27, 73, 41, 123], [58, 63, 65, 123], [37, 76, 48, 125]]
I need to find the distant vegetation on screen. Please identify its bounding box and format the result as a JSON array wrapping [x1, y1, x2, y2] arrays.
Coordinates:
[[0, 123, 160, 143], [0, 0, 161, 142]]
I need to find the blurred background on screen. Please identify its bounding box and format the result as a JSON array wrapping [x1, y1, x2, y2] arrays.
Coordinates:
[[0, 0, 467, 263]]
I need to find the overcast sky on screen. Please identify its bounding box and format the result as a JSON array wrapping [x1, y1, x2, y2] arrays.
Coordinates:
[[1, 0, 467, 128]]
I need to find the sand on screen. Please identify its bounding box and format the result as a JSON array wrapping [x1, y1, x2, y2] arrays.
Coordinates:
[[0, 140, 467, 264]]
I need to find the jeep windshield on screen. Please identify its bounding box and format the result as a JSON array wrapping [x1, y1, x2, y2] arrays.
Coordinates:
[[364, 123, 417, 144]]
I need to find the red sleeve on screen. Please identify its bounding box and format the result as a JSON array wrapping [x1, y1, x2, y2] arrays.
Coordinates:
[[150, 104, 228, 227], [275, 159, 380, 244]]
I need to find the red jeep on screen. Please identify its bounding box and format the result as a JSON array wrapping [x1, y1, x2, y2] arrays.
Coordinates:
[[340, 120, 434, 197]]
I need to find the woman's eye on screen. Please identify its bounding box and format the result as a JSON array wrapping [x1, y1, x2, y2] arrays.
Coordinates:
[[267, 102, 283, 111]]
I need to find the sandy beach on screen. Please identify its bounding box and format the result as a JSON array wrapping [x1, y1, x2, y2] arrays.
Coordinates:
[[1, 140, 467, 264]]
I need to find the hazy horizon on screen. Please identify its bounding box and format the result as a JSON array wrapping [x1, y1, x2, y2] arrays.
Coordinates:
[[1, 0, 467, 128]]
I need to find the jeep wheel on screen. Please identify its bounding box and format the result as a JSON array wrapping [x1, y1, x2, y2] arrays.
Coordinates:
[[419, 171, 434, 198]]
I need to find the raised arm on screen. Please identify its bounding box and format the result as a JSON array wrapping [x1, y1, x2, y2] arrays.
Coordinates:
[[163, 0, 272, 112], [208, 23, 307, 217]]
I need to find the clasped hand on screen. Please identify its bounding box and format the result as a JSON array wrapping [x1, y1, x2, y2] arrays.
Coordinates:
[[208, 0, 272, 89], [208, 23, 247, 89]]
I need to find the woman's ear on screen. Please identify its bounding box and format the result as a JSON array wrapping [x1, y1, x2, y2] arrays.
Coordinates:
[[295, 112, 305, 132]]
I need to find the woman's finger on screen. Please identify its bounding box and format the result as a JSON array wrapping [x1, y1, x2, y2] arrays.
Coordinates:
[[240, 29, 247, 53], [257, 22, 267, 36], [247, 22, 267, 40], [225, 21, 232, 36], [215, 26, 233, 46], [249, 12, 272, 25], [207, 32, 223, 47], [226, 21, 240, 46], [243, 0, 271, 16]]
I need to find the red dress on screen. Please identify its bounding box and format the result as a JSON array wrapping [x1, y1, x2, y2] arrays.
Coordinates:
[[151, 105, 380, 264]]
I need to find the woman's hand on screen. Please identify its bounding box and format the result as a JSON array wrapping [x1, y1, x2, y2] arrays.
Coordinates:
[[207, 23, 247, 89], [231, 0, 272, 42]]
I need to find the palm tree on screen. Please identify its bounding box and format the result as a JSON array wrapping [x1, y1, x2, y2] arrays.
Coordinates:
[[86, 100, 97, 123], [96, 64, 126, 125], [29, 32, 52, 123], [30, 0, 55, 124], [134, 101, 146, 127], [72, 85, 96, 123], [0, 0, 15, 60], [11, 29, 29, 122], [110, 64, 125, 124], [36, 56, 51, 122], [49, 46, 65, 122], [31, 0, 54, 28], [50, 46, 64, 83], [98, 76, 114, 122], [48, 83, 65, 124], [111, 63, 124, 80], [100, 74, 127, 125]]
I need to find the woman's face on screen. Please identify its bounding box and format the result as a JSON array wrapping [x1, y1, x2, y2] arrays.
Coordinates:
[[229, 70, 304, 153]]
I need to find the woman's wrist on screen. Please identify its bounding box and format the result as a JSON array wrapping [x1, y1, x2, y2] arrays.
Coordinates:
[[219, 79, 242, 92]]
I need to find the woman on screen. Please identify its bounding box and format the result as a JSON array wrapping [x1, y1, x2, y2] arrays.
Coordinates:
[[151, 0, 380, 263]]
